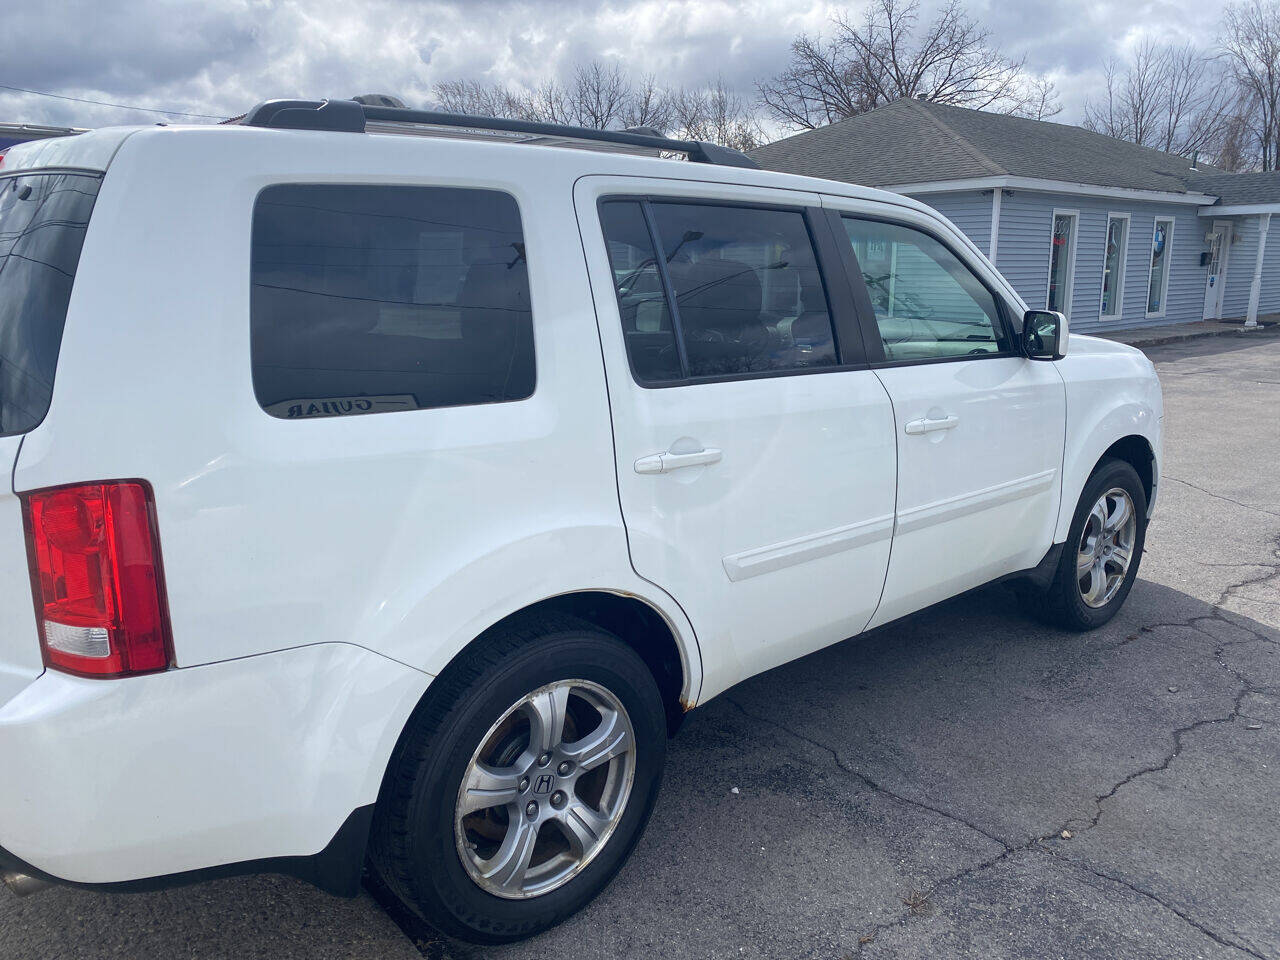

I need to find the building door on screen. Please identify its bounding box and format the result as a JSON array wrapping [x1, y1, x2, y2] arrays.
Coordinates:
[[1203, 220, 1232, 320]]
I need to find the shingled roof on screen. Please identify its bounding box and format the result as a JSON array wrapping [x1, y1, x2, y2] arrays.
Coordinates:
[[1182, 170, 1280, 206], [750, 98, 1280, 206]]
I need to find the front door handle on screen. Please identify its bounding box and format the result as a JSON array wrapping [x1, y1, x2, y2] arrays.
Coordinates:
[[634, 447, 723, 475], [904, 415, 959, 436]]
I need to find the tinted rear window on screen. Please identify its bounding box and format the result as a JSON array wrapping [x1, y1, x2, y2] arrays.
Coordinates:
[[0, 172, 100, 437], [251, 184, 534, 420]]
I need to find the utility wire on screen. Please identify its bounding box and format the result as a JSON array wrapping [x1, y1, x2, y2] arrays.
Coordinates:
[[0, 82, 226, 120]]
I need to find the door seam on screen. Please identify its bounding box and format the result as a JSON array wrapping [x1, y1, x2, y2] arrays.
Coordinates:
[[571, 177, 706, 706]]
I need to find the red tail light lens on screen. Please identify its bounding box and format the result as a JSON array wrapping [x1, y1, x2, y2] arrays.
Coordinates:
[[23, 481, 172, 678]]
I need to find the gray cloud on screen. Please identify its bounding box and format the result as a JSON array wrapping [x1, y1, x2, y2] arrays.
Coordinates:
[[0, 0, 1235, 132]]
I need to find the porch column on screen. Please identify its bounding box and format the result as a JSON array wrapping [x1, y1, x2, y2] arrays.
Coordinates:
[[1246, 212, 1271, 328], [988, 188, 1002, 263]]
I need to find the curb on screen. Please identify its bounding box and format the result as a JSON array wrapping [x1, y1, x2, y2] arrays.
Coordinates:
[[1099, 323, 1280, 349]]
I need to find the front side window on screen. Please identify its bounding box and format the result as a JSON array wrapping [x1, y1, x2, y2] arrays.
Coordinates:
[[842, 217, 1009, 362], [251, 184, 534, 419], [1146, 218, 1175, 316], [1100, 215, 1129, 319], [600, 199, 838, 383], [0, 173, 100, 436], [1047, 211, 1077, 314]]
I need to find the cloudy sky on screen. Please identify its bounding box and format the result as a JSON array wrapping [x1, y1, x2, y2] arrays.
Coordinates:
[[0, 0, 1234, 135]]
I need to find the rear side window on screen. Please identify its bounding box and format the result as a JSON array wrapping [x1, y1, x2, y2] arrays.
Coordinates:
[[599, 201, 680, 383], [600, 199, 838, 383], [0, 172, 100, 437], [251, 184, 534, 419]]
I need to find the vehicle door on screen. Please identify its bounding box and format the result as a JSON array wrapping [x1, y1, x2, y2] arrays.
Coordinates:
[[574, 177, 897, 697], [822, 200, 1066, 629]]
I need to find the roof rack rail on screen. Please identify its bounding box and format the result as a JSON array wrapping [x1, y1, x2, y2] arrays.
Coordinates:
[[239, 98, 759, 169]]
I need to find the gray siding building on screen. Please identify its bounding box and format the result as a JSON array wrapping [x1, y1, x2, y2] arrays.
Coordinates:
[[752, 100, 1280, 334]]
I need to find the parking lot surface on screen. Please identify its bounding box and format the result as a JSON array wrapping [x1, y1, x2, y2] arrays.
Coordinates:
[[3, 332, 1278, 960]]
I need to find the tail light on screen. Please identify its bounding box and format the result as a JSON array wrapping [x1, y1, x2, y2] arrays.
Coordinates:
[[22, 481, 173, 678]]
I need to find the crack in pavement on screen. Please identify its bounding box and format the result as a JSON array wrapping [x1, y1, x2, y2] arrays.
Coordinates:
[[848, 846, 1033, 957], [1053, 668, 1256, 839], [722, 517, 1280, 958], [1048, 852, 1270, 960], [723, 695, 1013, 853], [1163, 476, 1280, 520]]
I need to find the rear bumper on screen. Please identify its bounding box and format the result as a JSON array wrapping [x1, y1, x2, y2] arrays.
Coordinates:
[[0, 643, 430, 892], [0, 805, 375, 897]]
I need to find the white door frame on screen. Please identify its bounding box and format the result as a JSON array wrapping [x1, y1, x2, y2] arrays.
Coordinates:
[[1099, 212, 1131, 322], [1203, 219, 1233, 320], [1045, 208, 1080, 316]]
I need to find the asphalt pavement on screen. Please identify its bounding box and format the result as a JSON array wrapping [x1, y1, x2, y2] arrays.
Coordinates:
[[3, 331, 1278, 960]]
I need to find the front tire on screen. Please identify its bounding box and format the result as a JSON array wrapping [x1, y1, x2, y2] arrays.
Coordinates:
[[1032, 458, 1147, 631], [368, 613, 667, 944]]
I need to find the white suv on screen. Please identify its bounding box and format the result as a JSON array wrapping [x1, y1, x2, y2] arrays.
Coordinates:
[[0, 99, 1161, 943]]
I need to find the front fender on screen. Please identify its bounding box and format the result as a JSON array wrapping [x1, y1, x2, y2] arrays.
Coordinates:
[[1054, 342, 1163, 542]]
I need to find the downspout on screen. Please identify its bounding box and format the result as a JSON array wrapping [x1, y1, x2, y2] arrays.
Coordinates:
[[1246, 212, 1271, 328], [988, 189, 1003, 264]]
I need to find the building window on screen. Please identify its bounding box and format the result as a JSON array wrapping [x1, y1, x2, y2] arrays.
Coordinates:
[[1100, 214, 1129, 320], [1046, 211, 1078, 314], [1146, 217, 1175, 317]]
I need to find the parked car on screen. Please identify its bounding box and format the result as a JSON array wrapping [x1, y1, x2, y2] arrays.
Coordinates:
[[0, 100, 1162, 943]]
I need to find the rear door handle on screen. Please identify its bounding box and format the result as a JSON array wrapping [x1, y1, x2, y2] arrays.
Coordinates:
[[634, 447, 723, 475], [904, 415, 959, 436]]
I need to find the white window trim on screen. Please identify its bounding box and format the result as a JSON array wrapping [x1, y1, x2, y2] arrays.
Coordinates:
[[1099, 212, 1131, 321], [1045, 208, 1079, 316], [1145, 217, 1176, 319]]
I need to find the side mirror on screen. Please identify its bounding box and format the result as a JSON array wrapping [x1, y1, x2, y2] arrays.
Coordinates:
[[1022, 309, 1068, 360]]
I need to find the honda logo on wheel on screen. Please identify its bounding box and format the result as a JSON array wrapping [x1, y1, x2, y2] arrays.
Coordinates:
[[533, 774, 553, 795]]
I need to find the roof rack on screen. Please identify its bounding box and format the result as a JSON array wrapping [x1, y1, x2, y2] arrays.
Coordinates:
[[239, 98, 759, 169]]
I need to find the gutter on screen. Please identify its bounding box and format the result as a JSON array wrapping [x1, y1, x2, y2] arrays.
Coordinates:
[[887, 175, 1217, 207]]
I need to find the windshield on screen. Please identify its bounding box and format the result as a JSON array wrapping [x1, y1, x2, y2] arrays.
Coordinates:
[[0, 171, 100, 436]]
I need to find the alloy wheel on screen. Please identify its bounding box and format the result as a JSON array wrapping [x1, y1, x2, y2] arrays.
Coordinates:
[[1077, 486, 1138, 608], [454, 679, 636, 899]]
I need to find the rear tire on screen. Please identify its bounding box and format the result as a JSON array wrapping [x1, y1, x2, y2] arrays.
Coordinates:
[[368, 613, 667, 944], [1029, 458, 1147, 631]]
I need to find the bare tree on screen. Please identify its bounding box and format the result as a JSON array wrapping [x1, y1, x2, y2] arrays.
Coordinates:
[[670, 78, 766, 151], [566, 62, 634, 129], [1083, 42, 1165, 145], [1082, 40, 1236, 161], [1214, 110, 1256, 171], [429, 61, 764, 148], [757, 0, 1035, 130], [1014, 75, 1063, 121], [1162, 44, 1239, 157], [1221, 0, 1280, 170], [518, 62, 655, 130], [757, 34, 877, 129], [619, 74, 675, 132], [432, 79, 529, 119]]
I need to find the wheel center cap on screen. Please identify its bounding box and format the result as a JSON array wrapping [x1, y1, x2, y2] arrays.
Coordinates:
[[531, 773, 556, 795]]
